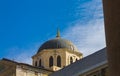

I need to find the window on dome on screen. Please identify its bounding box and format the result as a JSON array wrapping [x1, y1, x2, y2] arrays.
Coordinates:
[[70, 57, 73, 64], [76, 58, 78, 61], [57, 55, 61, 67], [39, 59, 41, 67], [35, 61, 37, 66], [49, 56, 53, 67]]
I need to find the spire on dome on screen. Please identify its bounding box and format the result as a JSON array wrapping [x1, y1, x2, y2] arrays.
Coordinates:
[[56, 28, 60, 38]]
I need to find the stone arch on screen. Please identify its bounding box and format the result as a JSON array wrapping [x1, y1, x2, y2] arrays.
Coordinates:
[[70, 57, 73, 64], [35, 61, 37, 66], [49, 56, 54, 67], [57, 55, 61, 67], [76, 58, 78, 61], [39, 59, 41, 67]]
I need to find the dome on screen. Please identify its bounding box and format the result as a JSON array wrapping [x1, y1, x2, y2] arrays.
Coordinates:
[[37, 38, 78, 53], [37, 29, 78, 53]]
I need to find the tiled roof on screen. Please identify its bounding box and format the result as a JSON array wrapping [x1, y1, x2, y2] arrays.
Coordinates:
[[49, 48, 108, 76]]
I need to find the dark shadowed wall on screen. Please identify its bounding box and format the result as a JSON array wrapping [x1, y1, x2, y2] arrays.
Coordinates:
[[102, 0, 120, 76]]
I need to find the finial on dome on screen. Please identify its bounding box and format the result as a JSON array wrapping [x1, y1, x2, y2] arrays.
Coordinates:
[[56, 28, 60, 38]]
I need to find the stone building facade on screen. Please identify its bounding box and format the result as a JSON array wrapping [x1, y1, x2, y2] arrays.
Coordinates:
[[0, 30, 109, 76], [49, 48, 109, 76], [0, 58, 52, 76]]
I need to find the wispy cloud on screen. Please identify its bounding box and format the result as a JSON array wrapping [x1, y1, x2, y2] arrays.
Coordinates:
[[63, 0, 106, 56], [63, 19, 106, 56], [5, 44, 40, 64], [74, 0, 103, 23]]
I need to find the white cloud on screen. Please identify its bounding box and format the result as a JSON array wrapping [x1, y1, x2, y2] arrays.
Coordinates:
[[63, 19, 106, 57], [75, 0, 103, 22], [63, 0, 106, 57]]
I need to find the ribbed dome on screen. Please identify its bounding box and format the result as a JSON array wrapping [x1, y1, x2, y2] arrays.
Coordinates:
[[37, 38, 78, 53], [37, 29, 78, 53]]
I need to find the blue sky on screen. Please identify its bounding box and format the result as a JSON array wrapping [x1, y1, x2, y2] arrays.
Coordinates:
[[0, 0, 106, 64]]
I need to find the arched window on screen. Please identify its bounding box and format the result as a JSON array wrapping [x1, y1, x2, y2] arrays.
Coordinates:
[[57, 55, 61, 67], [70, 57, 73, 64], [49, 56, 53, 67], [35, 61, 37, 66], [76, 58, 78, 61], [39, 59, 41, 67]]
